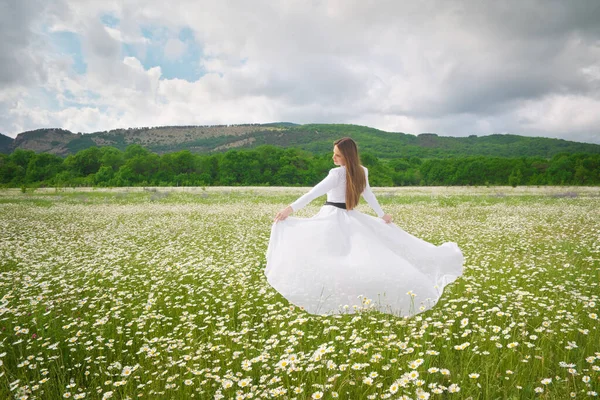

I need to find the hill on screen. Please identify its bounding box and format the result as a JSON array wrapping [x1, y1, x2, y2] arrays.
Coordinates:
[[0, 132, 13, 154], [5, 123, 600, 158]]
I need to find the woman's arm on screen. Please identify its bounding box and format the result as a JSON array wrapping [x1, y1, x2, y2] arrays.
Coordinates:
[[290, 169, 339, 212], [362, 167, 392, 223], [274, 169, 340, 222]]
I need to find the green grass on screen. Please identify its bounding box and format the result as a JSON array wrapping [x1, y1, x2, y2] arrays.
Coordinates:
[[0, 187, 598, 399]]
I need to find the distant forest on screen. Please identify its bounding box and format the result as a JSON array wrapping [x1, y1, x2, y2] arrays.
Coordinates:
[[1, 145, 599, 188]]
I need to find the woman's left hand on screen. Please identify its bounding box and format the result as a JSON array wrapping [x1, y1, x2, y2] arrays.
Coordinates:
[[382, 214, 393, 224], [274, 206, 293, 222]]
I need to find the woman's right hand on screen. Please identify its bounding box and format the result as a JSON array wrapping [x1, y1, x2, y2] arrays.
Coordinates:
[[274, 206, 293, 222], [382, 214, 392, 224]]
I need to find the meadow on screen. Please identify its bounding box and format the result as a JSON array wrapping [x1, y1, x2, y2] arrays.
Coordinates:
[[0, 186, 598, 400]]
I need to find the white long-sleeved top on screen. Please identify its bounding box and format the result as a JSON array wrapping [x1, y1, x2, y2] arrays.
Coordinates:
[[290, 166, 385, 217]]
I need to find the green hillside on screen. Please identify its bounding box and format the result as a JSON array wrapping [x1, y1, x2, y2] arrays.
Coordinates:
[[252, 124, 600, 158], [140, 124, 600, 158], [7, 123, 600, 159]]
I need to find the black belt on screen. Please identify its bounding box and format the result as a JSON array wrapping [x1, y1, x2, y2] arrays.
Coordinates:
[[324, 201, 347, 210]]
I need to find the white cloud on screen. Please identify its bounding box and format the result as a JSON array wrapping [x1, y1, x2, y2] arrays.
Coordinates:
[[164, 38, 186, 61], [104, 26, 150, 44], [517, 95, 600, 140], [0, 0, 599, 144]]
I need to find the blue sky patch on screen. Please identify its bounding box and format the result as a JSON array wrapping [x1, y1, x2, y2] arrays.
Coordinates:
[[100, 14, 120, 28], [123, 25, 204, 82], [50, 30, 87, 74]]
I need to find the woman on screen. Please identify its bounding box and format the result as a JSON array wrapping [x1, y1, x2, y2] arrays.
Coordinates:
[[265, 138, 463, 317]]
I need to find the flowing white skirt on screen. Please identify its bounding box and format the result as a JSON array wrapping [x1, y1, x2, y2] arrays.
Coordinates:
[[265, 205, 464, 317]]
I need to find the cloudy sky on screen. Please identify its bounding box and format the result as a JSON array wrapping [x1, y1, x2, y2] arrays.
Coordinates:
[[1, 0, 600, 143]]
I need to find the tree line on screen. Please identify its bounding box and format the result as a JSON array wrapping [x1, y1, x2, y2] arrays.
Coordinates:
[[1, 145, 599, 188]]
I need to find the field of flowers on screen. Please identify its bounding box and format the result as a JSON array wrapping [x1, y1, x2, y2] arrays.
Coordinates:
[[0, 186, 598, 399]]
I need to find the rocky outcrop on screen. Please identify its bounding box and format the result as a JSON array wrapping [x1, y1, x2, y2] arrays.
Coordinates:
[[213, 137, 256, 151], [8, 125, 283, 155], [12, 128, 77, 155], [0, 133, 14, 154]]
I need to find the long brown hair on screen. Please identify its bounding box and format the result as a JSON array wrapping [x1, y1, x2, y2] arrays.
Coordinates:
[[334, 137, 365, 210]]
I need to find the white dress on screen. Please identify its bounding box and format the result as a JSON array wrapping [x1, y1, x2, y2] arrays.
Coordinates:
[[265, 166, 464, 317]]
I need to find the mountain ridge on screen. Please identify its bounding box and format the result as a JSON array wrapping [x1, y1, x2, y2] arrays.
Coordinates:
[[2, 123, 599, 159]]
